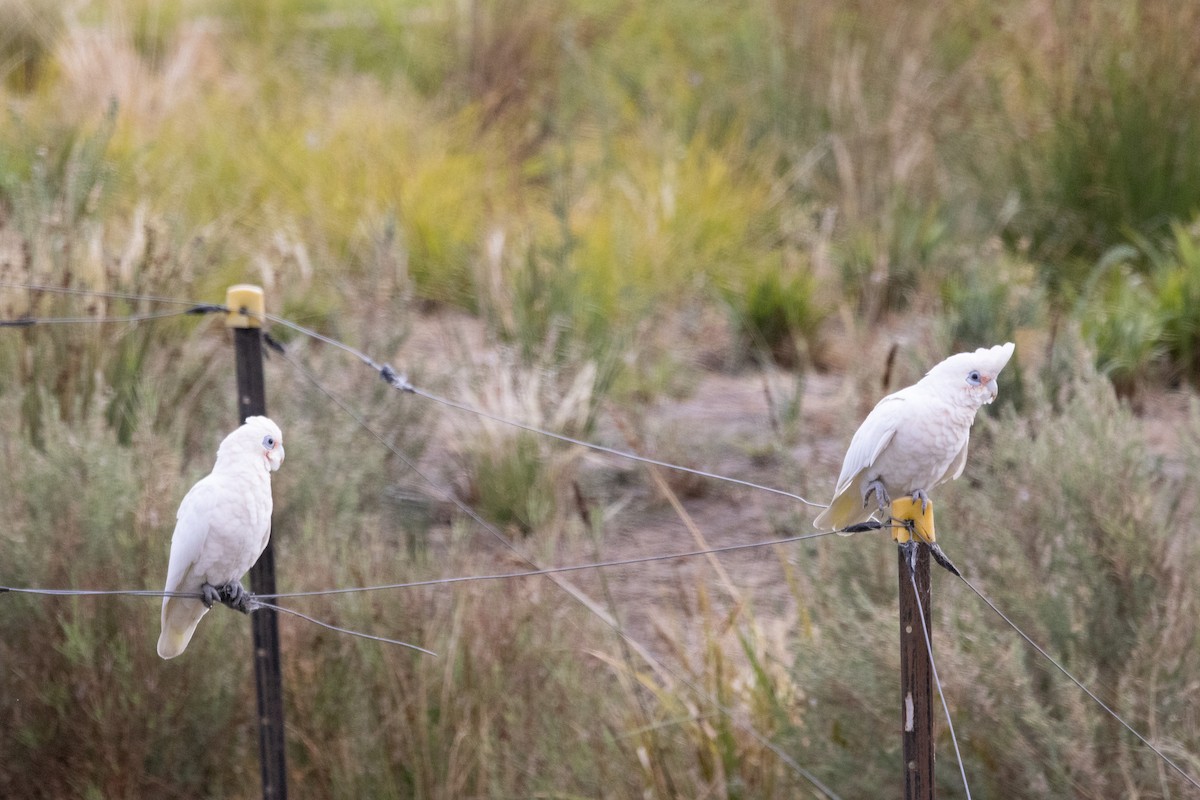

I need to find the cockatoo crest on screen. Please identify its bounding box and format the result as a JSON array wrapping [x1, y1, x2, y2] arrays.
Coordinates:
[[921, 342, 1015, 407]]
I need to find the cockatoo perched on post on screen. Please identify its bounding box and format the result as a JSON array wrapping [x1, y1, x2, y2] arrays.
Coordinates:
[[813, 343, 1014, 532], [157, 416, 285, 659]]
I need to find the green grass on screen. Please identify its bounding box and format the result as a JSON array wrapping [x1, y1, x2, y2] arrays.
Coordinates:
[[723, 260, 826, 369], [0, 0, 63, 93], [3, 0, 1200, 797], [982, 1, 1200, 272]]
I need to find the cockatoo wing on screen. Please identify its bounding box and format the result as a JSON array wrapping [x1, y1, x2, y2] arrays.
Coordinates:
[[157, 481, 217, 659], [832, 394, 908, 495], [812, 466, 874, 532], [812, 393, 906, 530], [946, 438, 969, 483]]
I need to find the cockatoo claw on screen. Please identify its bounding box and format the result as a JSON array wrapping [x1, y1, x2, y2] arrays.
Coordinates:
[[217, 582, 254, 615], [911, 489, 930, 514], [200, 582, 220, 609], [862, 479, 891, 511]]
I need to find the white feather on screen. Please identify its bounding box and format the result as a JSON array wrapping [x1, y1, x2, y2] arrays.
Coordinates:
[[157, 416, 284, 659], [813, 343, 1014, 531]]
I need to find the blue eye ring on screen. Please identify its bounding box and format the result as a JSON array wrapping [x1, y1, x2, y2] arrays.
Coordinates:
[[262, 435, 276, 449], [967, 370, 982, 385]]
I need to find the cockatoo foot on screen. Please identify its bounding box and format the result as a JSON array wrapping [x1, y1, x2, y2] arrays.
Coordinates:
[[200, 582, 221, 609], [911, 489, 930, 514], [863, 479, 891, 511], [217, 582, 254, 615]]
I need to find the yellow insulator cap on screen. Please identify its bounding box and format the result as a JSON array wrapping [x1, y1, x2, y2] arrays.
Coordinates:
[[225, 284, 265, 329], [890, 496, 936, 543]]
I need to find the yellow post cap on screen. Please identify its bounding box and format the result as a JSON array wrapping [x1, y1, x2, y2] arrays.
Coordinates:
[[225, 284, 265, 329], [890, 496, 936, 544]]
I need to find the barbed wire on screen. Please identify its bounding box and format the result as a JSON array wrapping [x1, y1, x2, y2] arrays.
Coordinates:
[[0, 280, 215, 307], [261, 310, 827, 509], [0, 304, 227, 327], [1, 282, 1196, 792], [271, 342, 847, 798], [270, 330, 1197, 795], [271, 325, 1200, 793], [0, 282, 826, 508]]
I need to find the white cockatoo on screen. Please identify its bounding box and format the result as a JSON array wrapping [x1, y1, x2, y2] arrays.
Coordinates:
[[813, 343, 1015, 532], [157, 416, 285, 659]]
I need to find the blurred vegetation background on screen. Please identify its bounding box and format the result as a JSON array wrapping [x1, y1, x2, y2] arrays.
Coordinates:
[[2, 0, 1200, 797]]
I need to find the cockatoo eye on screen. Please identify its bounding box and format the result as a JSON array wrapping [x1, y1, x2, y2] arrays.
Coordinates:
[[967, 370, 982, 385], [262, 435, 276, 449]]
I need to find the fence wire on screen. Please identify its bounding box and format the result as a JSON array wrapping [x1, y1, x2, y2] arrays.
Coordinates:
[[1, 282, 1197, 794]]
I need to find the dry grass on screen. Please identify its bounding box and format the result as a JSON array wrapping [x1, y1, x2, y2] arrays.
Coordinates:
[[3, 0, 1200, 797]]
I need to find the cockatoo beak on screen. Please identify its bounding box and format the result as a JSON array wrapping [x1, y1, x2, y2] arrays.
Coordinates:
[[986, 377, 998, 401]]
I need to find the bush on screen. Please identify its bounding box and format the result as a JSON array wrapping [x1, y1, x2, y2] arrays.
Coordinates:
[[723, 261, 826, 369], [1082, 220, 1200, 391]]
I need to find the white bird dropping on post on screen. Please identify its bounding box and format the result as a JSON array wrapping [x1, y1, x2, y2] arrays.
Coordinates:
[[813, 343, 1015, 531], [157, 416, 285, 659]]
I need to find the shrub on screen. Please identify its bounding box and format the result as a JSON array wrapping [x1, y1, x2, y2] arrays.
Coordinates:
[[1147, 222, 1200, 384], [723, 261, 826, 370], [446, 354, 606, 537], [1081, 220, 1200, 390]]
